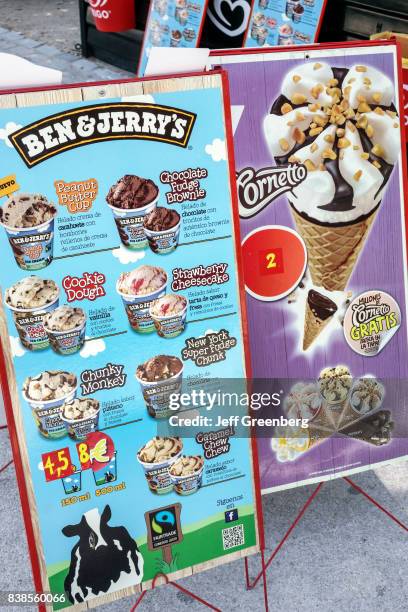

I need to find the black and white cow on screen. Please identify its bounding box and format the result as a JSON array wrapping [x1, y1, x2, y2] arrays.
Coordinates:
[[62, 504, 144, 603]]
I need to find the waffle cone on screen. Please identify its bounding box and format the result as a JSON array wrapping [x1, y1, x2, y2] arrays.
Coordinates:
[[292, 208, 377, 291], [303, 301, 334, 350]]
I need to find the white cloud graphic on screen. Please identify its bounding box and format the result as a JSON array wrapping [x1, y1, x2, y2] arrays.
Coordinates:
[[10, 336, 25, 358], [205, 138, 226, 162], [80, 337, 106, 359], [38, 461, 44, 471], [199, 329, 217, 338], [0, 121, 22, 147], [121, 94, 155, 103], [112, 245, 146, 265]]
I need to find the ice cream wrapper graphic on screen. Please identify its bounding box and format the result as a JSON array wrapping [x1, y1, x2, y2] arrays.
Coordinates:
[[7, 296, 60, 351], [170, 459, 204, 496], [62, 471, 82, 495], [118, 283, 167, 333], [61, 406, 100, 441], [92, 452, 118, 486], [44, 321, 86, 355], [108, 197, 157, 249], [150, 303, 188, 338], [144, 221, 181, 255], [137, 451, 182, 494], [136, 368, 183, 419], [1, 217, 56, 271], [24, 386, 77, 439]]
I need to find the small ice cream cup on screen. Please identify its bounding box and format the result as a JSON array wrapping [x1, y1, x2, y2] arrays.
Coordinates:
[[137, 442, 183, 494], [170, 458, 204, 496], [144, 220, 181, 255], [136, 365, 183, 419], [1, 215, 56, 271], [108, 196, 158, 250], [23, 384, 77, 439], [6, 293, 60, 351], [149, 298, 188, 339], [44, 319, 86, 356], [117, 280, 167, 333], [61, 399, 100, 441]]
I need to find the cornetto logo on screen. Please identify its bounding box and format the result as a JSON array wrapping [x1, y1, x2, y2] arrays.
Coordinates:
[[9, 103, 197, 168], [237, 164, 307, 219]]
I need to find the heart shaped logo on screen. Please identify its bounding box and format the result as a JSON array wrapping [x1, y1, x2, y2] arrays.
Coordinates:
[[207, 0, 251, 38]]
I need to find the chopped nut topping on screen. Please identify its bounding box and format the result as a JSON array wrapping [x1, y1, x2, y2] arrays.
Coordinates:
[[394, 122, 399, 128], [288, 155, 301, 163], [313, 115, 327, 127], [357, 94, 366, 103], [328, 78, 339, 86], [374, 106, 385, 115], [310, 143, 319, 153], [324, 134, 335, 143], [354, 170, 362, 181], [310, 122, 317, 129], [313, 63, 322, 70], [319, 162, 326, 171], [345, 108, 356, 119], [293, 127, 306, 144], [358, 102, 371, 113], [356, 65, 367, 72], [292, 75, 302, 83], [304, 159, 317, 171], [309, 127, 323, 136], [295, 111, 305, 121], [372, 160, 381, 169], [287, 120, 295, 126], [386, 110, 397, 118], [338, 137, 351, 149], [335, 114, 346, 126], [372, 92, 382, 103], [279, 138, 290, 152], [308, 103, 320, 112], [343, 86, 351, 99], [360, 152, 369, 160], [363, 77, 372, 86], [291, 93, 307, 105], [357, 115, 368, 129], [311, 84, 324, 99], [371, 144, 385, 158], [365, 124, 374, 138], [353, 145, 359, 150], [347, 121, 356, 133], [281, 103, 293, 114], [347, 78, 356, 84], [336, 128, 345, 138], [322, 148, 337, 160]]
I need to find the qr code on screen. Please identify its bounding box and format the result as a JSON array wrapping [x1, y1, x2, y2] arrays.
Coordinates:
[[222, 524, 245, 550]]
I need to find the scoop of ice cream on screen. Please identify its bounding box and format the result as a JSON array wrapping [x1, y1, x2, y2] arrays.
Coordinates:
[[43, 305, 85, 332], [284, 382, 323, 421], [170, 455, 204, 476], [150, 294, 187, 318], [23, 371, 77, 401], [137, 355, 183, 382], [350, 377, 385, 414], [143, 207, 180, 231], [138, 436, 182, 463], [5, 276, 59, 310], [106, 174, 158, 209], [117, 265, 167, 296], [62, 398, 99, 420], [318, 366, 352, 403], [0, 193, 57, 229], [264, 61, 399, 224]]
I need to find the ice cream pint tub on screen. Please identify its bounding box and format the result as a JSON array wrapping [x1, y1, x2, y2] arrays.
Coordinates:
[[136, 368, 183, 419], [108, 198, 158, 249], [144, 221, 181, 254], [61, 398, 100, 441], [137, 437, 183, 494], [23, 386, 77, 439], [150, 295, 188, 338], [43, 306, 86, 355], [7, 295, 60, 351], [116, 265, 167, 333], [0, 193, 57, 270], [2, 217, 56, 271], [170, 456, 204, 495]]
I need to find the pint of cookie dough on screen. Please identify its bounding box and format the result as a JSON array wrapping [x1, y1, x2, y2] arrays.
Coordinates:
[[43, 305, 86, 355]]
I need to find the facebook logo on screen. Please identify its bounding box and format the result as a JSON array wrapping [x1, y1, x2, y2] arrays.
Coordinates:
[[224, 509, 239, 523]]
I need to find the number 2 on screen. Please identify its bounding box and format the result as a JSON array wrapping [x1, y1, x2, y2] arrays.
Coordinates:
[[266, 252, 277, 269]]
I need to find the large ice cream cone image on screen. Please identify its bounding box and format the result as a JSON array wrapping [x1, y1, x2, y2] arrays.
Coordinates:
[[264, 61, 400, 291], [303, 289, 337, 350]]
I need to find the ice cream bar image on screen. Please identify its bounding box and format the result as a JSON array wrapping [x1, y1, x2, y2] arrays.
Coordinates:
[[339, 409, 393, 446], [264, 61, 400, 292], [303, 289, 337, 350]]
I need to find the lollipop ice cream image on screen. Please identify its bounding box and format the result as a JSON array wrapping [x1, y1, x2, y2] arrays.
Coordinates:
[[264, 61, 400, 292]]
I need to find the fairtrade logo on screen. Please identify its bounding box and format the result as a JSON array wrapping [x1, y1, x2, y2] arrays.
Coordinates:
[[207, 0, 252, 37], [237, 164, 307, 218], [152, 510, 176, 534]]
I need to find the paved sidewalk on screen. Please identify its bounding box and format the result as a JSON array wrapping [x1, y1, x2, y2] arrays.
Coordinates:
[[0, 25, 132, 85]]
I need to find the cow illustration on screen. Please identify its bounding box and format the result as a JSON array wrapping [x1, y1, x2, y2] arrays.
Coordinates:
[[62, 504, 144, 603]]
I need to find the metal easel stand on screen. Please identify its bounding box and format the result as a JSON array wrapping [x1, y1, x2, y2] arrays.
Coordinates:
[[244, 477, 408, 591], [130, 573, 222, 611]]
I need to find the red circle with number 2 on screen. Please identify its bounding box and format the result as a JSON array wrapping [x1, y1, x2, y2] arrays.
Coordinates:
[[242, 225, 307, 301]]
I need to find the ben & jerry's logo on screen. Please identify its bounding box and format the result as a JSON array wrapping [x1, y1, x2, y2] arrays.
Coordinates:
[[237, 164, 306, 218], [9, 103, 197, 167]]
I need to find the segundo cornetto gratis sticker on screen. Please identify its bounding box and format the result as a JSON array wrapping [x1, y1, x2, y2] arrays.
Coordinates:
[[343, 290, 401, 356]]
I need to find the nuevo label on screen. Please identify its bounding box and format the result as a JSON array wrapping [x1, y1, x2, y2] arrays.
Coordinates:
[[9, 103, 197, 167]]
